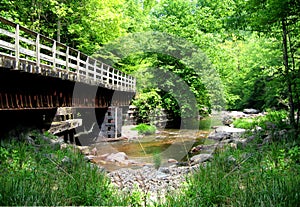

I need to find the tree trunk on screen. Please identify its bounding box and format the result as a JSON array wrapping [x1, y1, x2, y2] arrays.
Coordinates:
[[282, 19, 296, 130]]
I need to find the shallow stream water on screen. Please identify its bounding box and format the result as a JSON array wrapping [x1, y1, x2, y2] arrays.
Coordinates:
[[91, 117, 221, 171]]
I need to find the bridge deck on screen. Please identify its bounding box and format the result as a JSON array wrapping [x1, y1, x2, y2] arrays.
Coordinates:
[[0, 17, 135, 92]]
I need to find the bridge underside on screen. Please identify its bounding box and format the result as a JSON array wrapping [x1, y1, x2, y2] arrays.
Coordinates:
[[0, 68, 135, 110], [0, 68, 135, 137]]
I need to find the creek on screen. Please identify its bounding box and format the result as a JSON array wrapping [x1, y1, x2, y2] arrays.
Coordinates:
[[90, 117, 221, 171]]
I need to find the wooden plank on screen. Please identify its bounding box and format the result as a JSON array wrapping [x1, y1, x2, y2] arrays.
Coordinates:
[[56, 50, 66, 57], [19, 47, 35, 57], [0, 16, 16, 27], [40, 44, 52, 51], [19, 36, 35, 45], [19, 57, 36, 65], [0, 40, 14, 51], [68, 62, 78, 71], [40, 53, 53, 62], [68, 54, 77, 61], [0, 28, 15, 38], [55, 58, 66, 66]]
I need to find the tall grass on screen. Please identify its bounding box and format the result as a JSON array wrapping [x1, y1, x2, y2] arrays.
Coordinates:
[[162, 140, 300, 207], [0, 135, 128, 206]]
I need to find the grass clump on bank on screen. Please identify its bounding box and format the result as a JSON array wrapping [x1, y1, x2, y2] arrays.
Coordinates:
[[0, 131, 129, 206], [163, 140, 300, 206], [233, 110, 289, 130], [132, 123, 156, 135]]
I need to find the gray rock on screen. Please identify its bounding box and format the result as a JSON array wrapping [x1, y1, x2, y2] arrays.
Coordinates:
[[243, 108, 259, 114], [156, 171, 168, 179], [221, 139, 234, 144], [208, 132, 231, 141], [106, 152, 128, 164], [84, 155, 96, 162], [159, 167, 171, 174], [215, 126, 246, 133], [190, 153, 213, 164], [227, 111, 247, 118], [168, 158, 178, 163], [222, 116, 233, 126]]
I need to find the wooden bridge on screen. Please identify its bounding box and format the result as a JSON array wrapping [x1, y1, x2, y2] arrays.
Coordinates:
[[0, 16, 136, 140]]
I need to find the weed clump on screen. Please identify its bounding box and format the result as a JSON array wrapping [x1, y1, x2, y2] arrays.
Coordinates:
[[132, 124, 156, 135]]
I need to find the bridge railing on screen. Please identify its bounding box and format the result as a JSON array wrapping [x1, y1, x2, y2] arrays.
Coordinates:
[[0, 17, 136, 92]]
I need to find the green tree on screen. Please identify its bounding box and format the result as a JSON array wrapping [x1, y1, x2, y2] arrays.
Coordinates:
[[230, 0, 300, 132]]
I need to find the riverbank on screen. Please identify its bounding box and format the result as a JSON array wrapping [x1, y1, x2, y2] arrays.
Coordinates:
[[1, 110, 299, 206]]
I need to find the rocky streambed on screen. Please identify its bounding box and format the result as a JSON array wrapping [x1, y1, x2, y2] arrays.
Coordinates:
[[77, 122, 253, 203]]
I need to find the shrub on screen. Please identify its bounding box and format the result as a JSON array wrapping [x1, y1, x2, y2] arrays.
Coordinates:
[[233, 110, 289, 130], [132, 124, 156, 135]]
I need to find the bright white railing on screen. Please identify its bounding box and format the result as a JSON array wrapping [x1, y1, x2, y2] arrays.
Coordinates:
[[0, 17, 136, 92]]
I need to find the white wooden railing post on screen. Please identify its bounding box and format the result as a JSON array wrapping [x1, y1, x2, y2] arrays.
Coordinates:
[[126, 75, 129, 90], [94, 59, 97, 82], [66, 46, 69, 71], [86, 56, 89, 80], [106, 67, 110, 85], [117, 70, 121, 88], [100, 63, 104, 83], [36, 34, 40, 68], [76, 51, 80, 81], [112, 68, 116, 88], [15, 24, 20, 69], [52, 41, 56, 70]]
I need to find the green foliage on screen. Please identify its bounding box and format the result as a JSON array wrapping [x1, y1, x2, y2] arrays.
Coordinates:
[[43, 131, 57, 139], [132, 123, 156, 135], [233, 110, 289, 130], [162, 140, 300, 207], [0, 136, 128, 206], [127, 188, 143, 206], [233, 118, 256, 130], [229, 0, 300, 129], [132, 89, 163, 123]]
